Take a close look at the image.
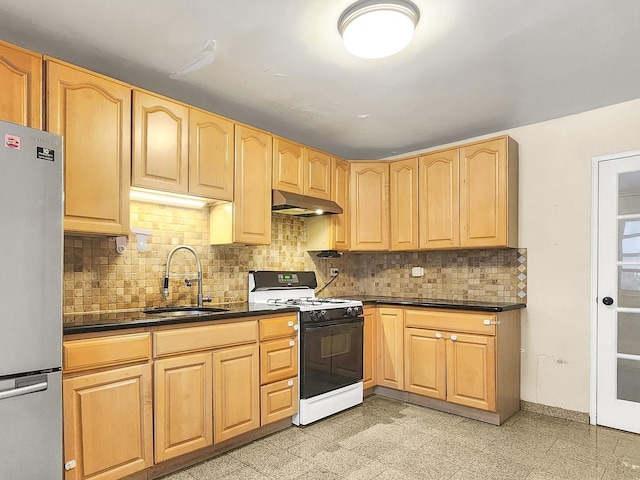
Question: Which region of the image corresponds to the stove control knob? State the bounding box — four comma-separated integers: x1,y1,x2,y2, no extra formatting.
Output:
320,310,326,319
347,307,354,317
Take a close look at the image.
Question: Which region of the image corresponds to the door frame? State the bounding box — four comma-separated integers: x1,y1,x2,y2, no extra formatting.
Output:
590,148,640,426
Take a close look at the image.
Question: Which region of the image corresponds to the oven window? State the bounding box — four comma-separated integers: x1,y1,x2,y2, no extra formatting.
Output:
300,320,363,399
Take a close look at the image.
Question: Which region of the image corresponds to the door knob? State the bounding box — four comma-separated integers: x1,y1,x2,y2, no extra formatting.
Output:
602,297,614,306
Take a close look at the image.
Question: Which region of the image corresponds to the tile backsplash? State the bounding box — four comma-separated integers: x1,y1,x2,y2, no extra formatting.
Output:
64,203,526,314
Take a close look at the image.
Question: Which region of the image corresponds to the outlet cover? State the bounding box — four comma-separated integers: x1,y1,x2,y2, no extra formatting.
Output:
411,266,424,277
330,268,339,276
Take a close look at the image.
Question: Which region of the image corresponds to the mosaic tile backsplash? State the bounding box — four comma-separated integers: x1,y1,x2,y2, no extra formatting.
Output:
63,203,527,313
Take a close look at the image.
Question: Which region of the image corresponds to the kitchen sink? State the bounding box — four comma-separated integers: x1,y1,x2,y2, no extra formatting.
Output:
143,306,229,317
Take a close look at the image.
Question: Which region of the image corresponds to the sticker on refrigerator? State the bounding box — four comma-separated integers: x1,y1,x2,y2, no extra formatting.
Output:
36,147,55,162
4,134,20,149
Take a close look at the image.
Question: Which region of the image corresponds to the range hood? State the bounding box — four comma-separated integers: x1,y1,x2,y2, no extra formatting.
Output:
272,190,343,216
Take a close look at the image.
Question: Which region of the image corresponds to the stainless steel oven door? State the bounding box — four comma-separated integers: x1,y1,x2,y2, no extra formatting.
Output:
300,317,363,399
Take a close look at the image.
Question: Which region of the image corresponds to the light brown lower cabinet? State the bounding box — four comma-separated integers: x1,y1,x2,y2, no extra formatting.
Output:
362,307,377,389
377,307,404,390
261,377,298,425
154,352,213,462
63,364,153,480
213,344,260,443
404,328,446,400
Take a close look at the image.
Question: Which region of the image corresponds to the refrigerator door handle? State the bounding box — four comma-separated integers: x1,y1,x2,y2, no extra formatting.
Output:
0,381,47,401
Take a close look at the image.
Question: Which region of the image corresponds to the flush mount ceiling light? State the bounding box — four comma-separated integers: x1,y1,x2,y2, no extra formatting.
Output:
338,0,420,59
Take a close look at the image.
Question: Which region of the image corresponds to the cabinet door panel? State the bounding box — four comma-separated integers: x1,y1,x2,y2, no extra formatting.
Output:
273,137,304,194
446,334,496,411
63,364,152,480
460,138,507,247
0,41,42,128
260,337,297,384
261,377,298,425
47,60,130,235
213,344,260,443
132,90,189,194
419,149,459,249
390,157,419,251
154,353,213,462
189,109,234,200
234,125,272,244
305,148,331,200
404,329,446,399
362,307,377,389
332,157,351,250
377,308,403,390
351,162,389,251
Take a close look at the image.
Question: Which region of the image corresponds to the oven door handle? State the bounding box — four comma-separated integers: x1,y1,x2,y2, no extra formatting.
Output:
302,318,364,331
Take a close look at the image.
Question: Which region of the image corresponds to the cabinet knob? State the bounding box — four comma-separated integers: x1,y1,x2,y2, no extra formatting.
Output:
288,321,294,327
288,380,294,387
289,340,295,347
450,335,458,341
483,319,491,325
435,333,442,338
293,324,299,331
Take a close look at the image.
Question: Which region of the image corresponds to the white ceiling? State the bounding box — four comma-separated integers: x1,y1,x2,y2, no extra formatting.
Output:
1,0,639,159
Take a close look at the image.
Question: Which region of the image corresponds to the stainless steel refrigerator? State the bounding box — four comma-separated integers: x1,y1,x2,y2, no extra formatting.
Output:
0,120,63,479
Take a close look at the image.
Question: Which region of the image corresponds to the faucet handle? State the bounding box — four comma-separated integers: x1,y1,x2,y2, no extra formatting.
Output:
203,295,212,303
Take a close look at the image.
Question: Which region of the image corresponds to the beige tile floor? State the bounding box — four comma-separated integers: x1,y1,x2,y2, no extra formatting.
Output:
160,395,640,480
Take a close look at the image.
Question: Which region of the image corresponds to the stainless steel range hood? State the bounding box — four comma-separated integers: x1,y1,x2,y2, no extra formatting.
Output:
272,190,343,216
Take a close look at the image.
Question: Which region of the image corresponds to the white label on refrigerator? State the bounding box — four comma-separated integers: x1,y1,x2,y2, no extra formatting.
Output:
4,134,20,149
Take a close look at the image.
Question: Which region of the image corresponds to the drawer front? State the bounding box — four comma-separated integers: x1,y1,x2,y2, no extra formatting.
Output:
405,309,496,335
63,333,151,373
260,377,298,425
259,314,299,341
154,321,257,357
260,338,297,385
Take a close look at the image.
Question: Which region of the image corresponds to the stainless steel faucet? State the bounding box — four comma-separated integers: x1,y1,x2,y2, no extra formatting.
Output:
162,245,212,308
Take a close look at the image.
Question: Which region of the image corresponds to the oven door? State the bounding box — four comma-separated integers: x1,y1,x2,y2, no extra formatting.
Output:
300,317,364,399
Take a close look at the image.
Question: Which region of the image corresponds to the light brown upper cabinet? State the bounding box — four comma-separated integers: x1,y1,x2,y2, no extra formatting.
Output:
210,124,272,245
188,108,234,200
47,58,131,236
0,41,42,128
132,89,189,194
418,148,460,249
351,161,389,251
390,157,419,251
272,139,332,200
332,157,351,250
273,137,304,195
459,136,518,248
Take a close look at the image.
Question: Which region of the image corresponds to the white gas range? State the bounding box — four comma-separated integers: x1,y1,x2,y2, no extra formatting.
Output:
248,271,364,425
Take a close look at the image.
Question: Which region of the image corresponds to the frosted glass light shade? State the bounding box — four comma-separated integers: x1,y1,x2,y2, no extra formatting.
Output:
338,0,419,59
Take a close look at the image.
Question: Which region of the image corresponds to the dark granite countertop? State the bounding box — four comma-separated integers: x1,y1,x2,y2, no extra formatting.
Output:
330,295,526,312
63,303,299,335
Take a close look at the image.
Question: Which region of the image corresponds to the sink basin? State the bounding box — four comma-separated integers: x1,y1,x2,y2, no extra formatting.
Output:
143,306,229,317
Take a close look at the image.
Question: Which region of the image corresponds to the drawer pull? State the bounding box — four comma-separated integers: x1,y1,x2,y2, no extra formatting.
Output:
289,340,295,347
435,333,442,339
450,335,458,341
293,324,299,331
288,380,294,387
483,319,501,326
288,321,294,327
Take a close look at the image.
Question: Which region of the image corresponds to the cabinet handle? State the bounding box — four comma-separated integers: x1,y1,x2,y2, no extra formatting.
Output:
435,333,442,338
288,321,294,327
288,380,294,387
483,319,501,326
293,324,299,331
450,335,458,341
289,340,295,347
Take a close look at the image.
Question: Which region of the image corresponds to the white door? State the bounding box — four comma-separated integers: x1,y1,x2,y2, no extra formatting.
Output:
596,151,640,434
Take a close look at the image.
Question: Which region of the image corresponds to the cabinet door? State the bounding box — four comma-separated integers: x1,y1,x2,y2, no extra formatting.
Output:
47,59,131,236
446,333,496,411
377,308,404,390
305,148,332,200
63,364,152,480
189,108,234,200
273,137,304,194
0,41,42,128
213,344,260,443
419,149,460,249
154,353,213,462
362,307,377,389
390,157,419,251
351,162,389,251
234,125,272,244
404,328,446,399
459,138,508,247
132,89,189,194
260,337,297,384
261,377,298,425
332,157,351,250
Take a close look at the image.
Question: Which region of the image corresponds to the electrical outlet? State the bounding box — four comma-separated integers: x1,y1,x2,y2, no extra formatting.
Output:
330,268,339,276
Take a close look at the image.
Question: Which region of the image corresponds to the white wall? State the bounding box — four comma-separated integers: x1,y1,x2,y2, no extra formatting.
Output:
396,98,640,412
